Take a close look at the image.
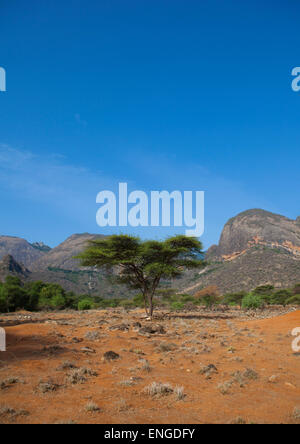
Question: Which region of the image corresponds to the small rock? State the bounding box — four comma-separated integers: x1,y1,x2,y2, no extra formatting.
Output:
285,382,296,389
103,351,120,361
268,375,279,383
81,347,96,354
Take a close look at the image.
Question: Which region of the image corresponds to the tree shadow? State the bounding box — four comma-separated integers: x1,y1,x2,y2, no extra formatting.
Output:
0,330,70,366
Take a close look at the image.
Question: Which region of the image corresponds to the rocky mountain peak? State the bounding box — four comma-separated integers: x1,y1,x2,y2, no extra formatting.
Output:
0,254,30,280
209,209,300,261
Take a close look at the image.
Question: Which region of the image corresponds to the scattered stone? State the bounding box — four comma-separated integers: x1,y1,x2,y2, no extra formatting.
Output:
81,347,96,354
199,364,218,378
103,351,120,361
268,375,279,383
139,324,166,335
37,380,60,393
109,323,129,332
293,407,300,419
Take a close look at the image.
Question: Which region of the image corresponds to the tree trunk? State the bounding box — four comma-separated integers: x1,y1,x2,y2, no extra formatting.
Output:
143,292,149,317
149,297,153,319
148,293,154,320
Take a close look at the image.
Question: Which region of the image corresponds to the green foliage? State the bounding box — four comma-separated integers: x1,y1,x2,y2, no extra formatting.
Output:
171,301,185,310
132,293,145,308
242,293,264,309
270,289,292,305
38,284,66,310
223,291,246,308
0,283,7,312
78,298,94,311
292,284,300,295
253,285,274,295
77,234,205,317
201,293,219,308
179,294,195,303
1,276,27,312
286,295,300,305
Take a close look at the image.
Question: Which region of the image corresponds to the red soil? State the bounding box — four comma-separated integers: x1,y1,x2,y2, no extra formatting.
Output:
0,309,300,424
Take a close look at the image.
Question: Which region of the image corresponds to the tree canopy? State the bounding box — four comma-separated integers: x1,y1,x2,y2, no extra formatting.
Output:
77,234,206,317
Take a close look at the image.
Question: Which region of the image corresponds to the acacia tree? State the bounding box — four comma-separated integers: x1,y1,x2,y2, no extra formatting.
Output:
77,234,205,318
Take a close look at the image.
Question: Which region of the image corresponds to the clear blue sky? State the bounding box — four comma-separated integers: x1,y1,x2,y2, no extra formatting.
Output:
0,0,299,249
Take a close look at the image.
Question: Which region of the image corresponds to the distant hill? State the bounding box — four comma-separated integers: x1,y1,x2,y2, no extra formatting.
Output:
0,254,30,281
1,209,300,296
28,233,129,297
30,233,104,271
0,236,47,268
180,209,300,294
30,242,52,253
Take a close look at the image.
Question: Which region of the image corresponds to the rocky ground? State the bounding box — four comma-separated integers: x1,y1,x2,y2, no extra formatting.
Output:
0,307,300,424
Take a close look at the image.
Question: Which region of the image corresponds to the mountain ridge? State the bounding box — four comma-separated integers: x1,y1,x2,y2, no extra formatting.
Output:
1,208,300,295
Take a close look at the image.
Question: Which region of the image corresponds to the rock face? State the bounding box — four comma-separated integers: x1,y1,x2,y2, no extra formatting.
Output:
0,254,30,281
0,236,47,269
208,209,300,261
27,233,128,298
30,233,105,271
182,209,300,294
1,209,300,296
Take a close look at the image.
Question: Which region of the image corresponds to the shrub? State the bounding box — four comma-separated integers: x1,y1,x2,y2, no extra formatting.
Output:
179,294,195,303
78,299,94,311
194,285,220,308
242,293,264,309
253,285,274,295
270,289,292,305
286,295,300,305
119,299,135,309
223,292,246,308
132,293,144,307
293,284,300,295
201,293,220,308
171,302,184,310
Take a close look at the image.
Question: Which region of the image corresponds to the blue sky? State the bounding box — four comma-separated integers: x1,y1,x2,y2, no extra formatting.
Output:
0,0,299,249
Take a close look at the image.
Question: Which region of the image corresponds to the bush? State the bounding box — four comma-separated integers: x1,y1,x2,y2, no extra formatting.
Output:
293,284,300,295
171,302,185,310
200,293,220,308
223,292,246,308
194,285,220,308
286,295,300,305
270,289,292,305
78,299,94,311
253,285,274,296
179,294,195,303
242,293,264,309
132,293,145,307
119,299,135,309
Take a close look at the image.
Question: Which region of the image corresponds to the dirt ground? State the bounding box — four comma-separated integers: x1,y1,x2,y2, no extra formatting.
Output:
0,307,300,424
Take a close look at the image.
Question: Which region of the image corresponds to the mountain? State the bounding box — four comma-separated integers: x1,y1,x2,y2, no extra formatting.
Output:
0,254,30,281
180,209,300,294
0,233,127,297
1,209,300,296
30,233,104,271
0,236,47,268
28,233,129,298
207,209,300,261
30,242,52,253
